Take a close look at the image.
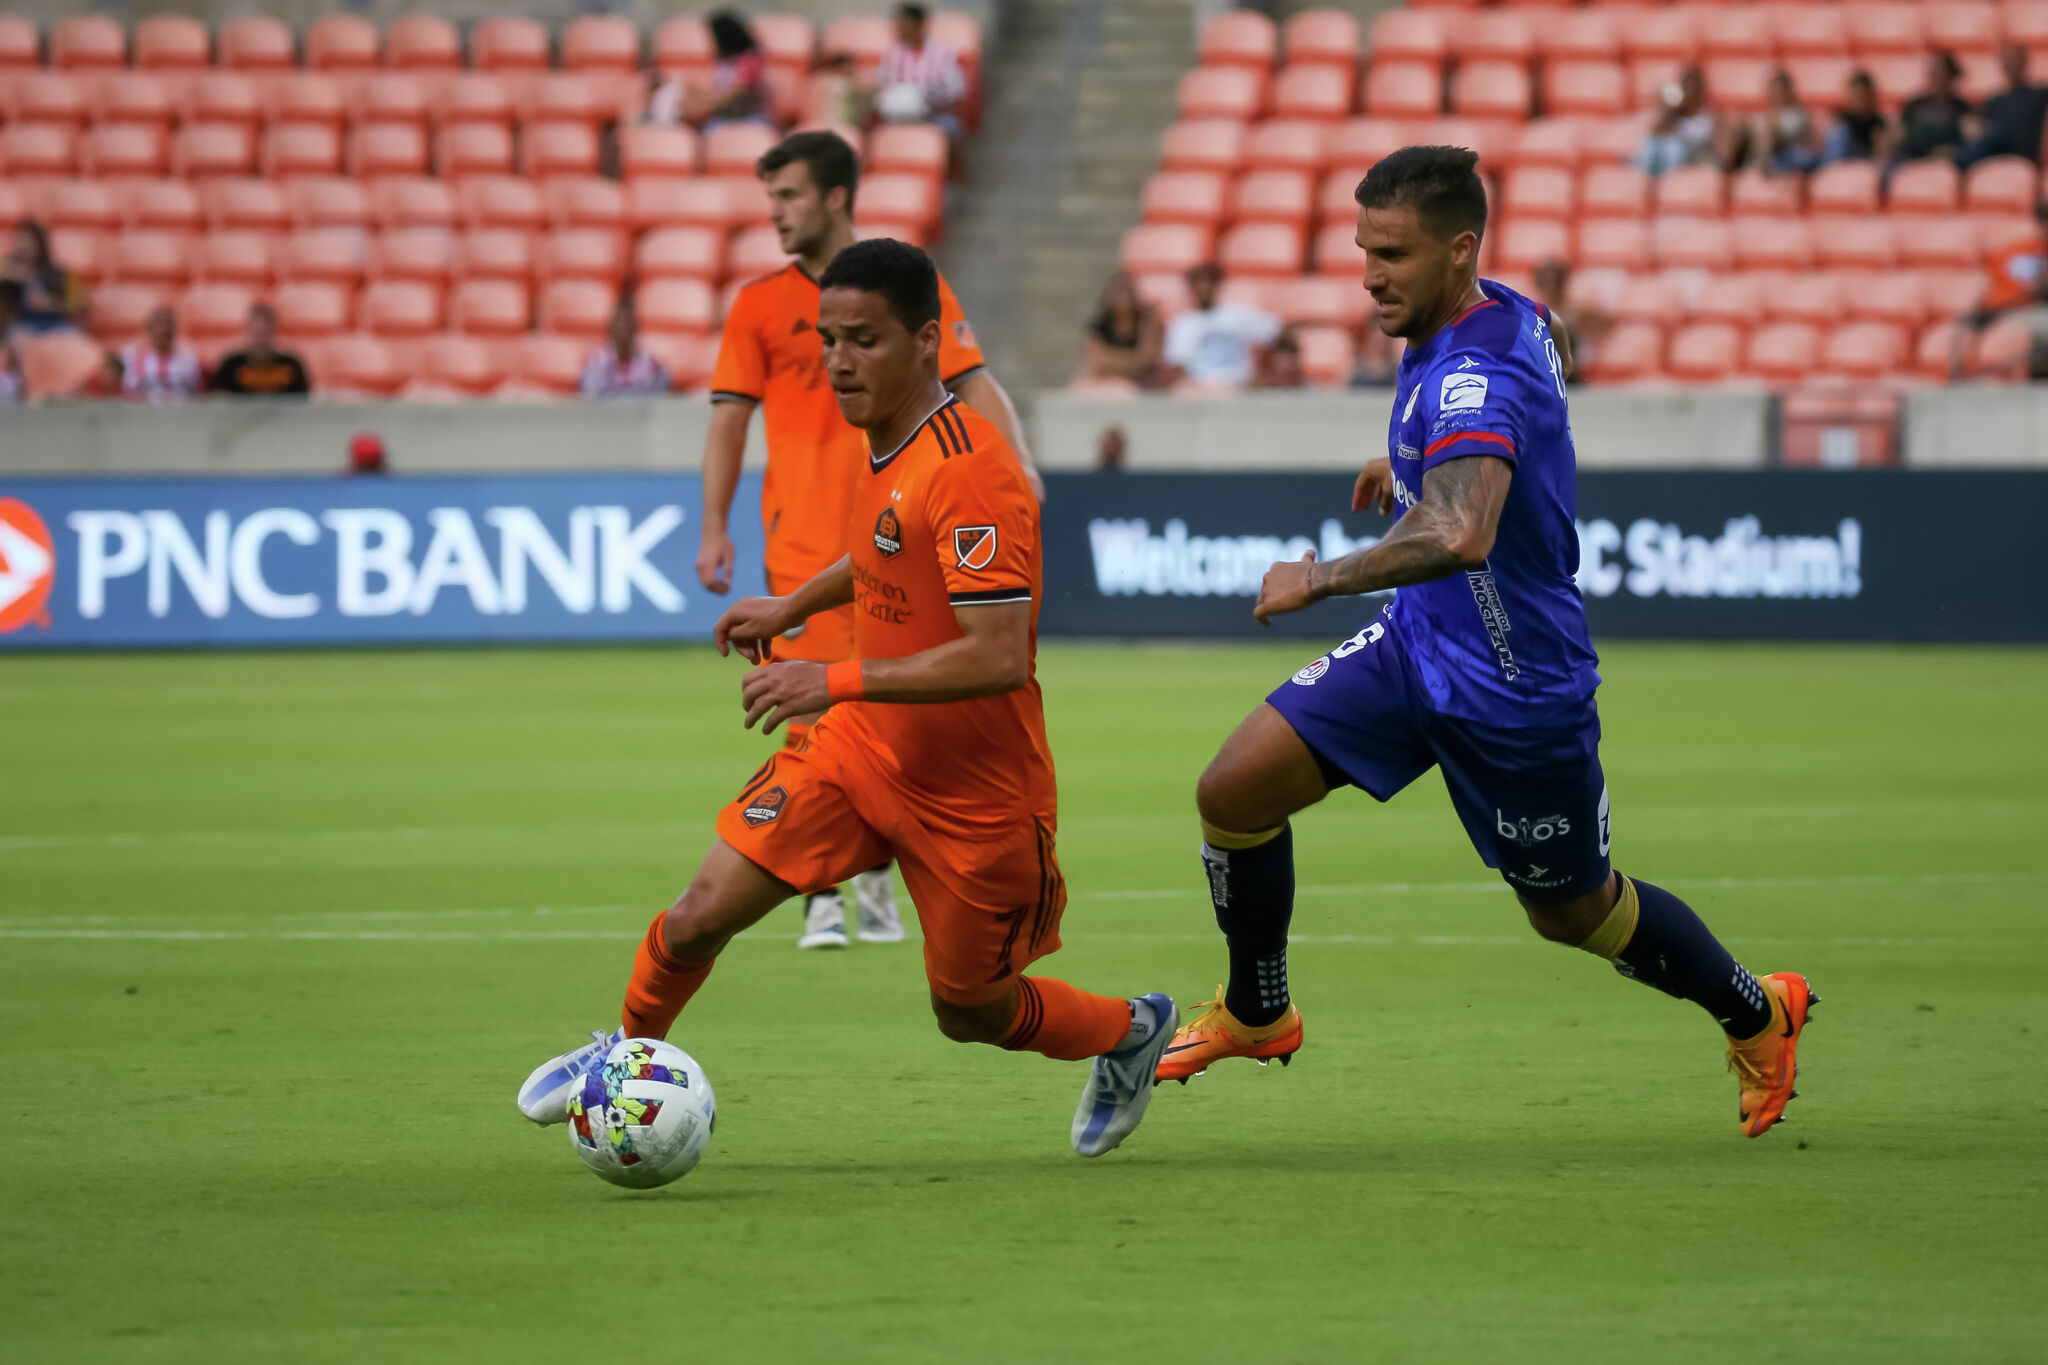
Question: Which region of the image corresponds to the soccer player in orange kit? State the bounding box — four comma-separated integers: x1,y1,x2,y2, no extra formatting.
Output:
696,129,1045,952
520,240,1175,1157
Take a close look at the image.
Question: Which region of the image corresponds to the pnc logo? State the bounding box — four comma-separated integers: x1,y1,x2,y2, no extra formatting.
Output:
0,498,56,633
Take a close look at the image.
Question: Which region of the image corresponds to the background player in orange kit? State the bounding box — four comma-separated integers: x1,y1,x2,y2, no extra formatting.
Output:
695,129,1045,952
519,240,1176,1158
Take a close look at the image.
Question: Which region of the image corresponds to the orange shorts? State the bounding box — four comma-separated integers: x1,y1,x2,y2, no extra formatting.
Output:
715,727,1067,1006
765,561,853,664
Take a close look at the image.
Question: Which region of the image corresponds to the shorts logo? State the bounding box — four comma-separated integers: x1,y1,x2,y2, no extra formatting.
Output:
1495,810,1572,847
953,320,976,349
873,507,903,558
742,785,788,827
1440,371,1488,412
1290,657,1329,685
952,525,996,570
0,498,56,634
1597,785,1611,856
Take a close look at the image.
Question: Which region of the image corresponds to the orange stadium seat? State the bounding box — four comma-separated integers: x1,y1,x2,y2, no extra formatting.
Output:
1838,269,1926,328
1919,267,1988,318
523,123,601,180
1325,118,1407,169
0,184,23,232
1655,165,1726,217
627,177,729,231
266,124,343,181
523,74,610,130
1178,66,1267,122
272,277,353,334
410,334,505,396
820,16,888,69
1846,4,1925,56
320,334,406,394
1964,156,2039,213
1888,160,1961,214
1580,164,1650,218
1811,215,1896,268
350,123,428,180
51,16,125,70
1543,62,1627,118
1766,273,1841,325
191,229,278,287
752,14,816,73
1654,217,1734,269
1509,117,1585,168
653,16,714,76
1495,217,1573,270
1705,59,1773,115
1364,64,1442,120
1621,8,1697,63
1784,57,1856,112
1312,221,1364,274
174,124,257,180
307,15,379,71
1161,120,1247,175
1823,320,1908,379
124,180,202,232
1317,170,1364,225
638,277,717,335
1913,320,1968,381
1121,223,1212,275
0,15,38,70
1971,314,2036,380
455,229,536,284
1698,7,1772,60
91,72,176,130
717,173,771,230
430,74,515,129
1219,222,1305,276
6,72,88,127
278,230,365,288
49,226,104,284
859,173,941,235
1666,323,1744,383
20,331,108,399
2,123,78,178
1273,65,1352,121
1580,321,1662,382
352,73,431,129
637,226,724,282
135,15,208,72
440,123,517,182
105,230,190,287
867,124,949,177
220,16,293,72
1199,10,1277,69
183,72,263,130
1731,215,1815,269
385,15,462,71
450,277,531,334
546,177,627,232
180,281,257,340
1292,325,1353,386
1866,54,1925,111
88,283,168,340
2008,3,2048,57
1501,166,1576,220
1453,62,1532,120
564,15,641,72
44,180,120,233
1728,168,1803,216
361,278,443,337
726,225,788,278
1369,10,1447,65
266,74,347,131
539,227,628,284
473,16,550,73
702,121,780,176
1142,171,1228,226
369,228,455,285
1628,57,1686,111
1926,2,2001,54
1538,9,1620,63
1231,169,1314,227
1774,7,1849,57
80,125,167,179
1686,271,1773,328
1577,218,1651,270
374,177,458,231
285,177,370,231
1746,321,1823,384
1244,119,1327,173
1580,114,1651,165
1462,9,1534,63
1265,275,1369,327
539,278,617,337
1895,215,1982,268
1284,9,1360,70
1808,161,1882,215
619,125,699,180
502,333,585,394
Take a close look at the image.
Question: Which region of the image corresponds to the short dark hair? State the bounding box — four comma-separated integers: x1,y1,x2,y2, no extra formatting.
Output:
757,130,860,211
1848,69,1875,89
896,3,929,24
1354,145,1488,241
819,238,940,334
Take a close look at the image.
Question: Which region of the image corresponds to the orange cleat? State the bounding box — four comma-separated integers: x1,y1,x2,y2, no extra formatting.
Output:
1726,971,1818,1138
1154,987,1303,1085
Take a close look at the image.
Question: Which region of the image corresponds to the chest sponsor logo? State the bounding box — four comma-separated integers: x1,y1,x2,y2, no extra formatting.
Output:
952,525,997,570
0,499,57,634
1290,657,1329,685
741,785,788,827
873,507,903,558
1440,371,1488,412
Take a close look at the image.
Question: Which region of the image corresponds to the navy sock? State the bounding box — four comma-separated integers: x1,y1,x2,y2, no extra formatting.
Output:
1615,875,1772,1037
1203,826,1294,1028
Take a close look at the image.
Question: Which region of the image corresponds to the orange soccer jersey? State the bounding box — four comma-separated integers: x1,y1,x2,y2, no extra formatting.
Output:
709,261,987,662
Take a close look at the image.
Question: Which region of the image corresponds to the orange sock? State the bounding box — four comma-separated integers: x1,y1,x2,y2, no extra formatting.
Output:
997,977,1133,1061
620,911,713,1038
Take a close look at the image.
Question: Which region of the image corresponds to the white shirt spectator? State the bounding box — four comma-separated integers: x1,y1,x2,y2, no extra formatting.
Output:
119,342,202,402
580,345,670,398
877,40,965,117
1162,304,1283,387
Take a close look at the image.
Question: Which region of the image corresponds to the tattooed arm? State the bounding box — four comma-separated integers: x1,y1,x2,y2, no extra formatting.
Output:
1252,456,1514,625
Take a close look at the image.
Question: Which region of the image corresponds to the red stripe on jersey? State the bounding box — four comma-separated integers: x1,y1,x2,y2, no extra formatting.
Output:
1423,430,1516,458
1450,298,1499,326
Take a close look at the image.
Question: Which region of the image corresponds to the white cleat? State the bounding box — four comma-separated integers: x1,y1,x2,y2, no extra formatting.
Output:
851,866,906,943
1072,993,1178,1158
516,1027,621,1125
798,890,849,950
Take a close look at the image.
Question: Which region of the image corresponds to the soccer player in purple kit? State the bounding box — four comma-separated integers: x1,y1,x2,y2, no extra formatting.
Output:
1157,147,1817,1137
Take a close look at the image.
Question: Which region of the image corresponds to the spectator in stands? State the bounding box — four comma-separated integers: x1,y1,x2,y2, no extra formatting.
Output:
120,306,203,403
1895,51,1974,164
1822,71,1895,164
1348,321,1401,388
1960,199,2048,378
1636,66,1731,176
1096,425,1128,471
811,51,872,127
581,300,672,398
875,2,967,144
1160,262,1282,390
647,11,771,129
1078,271,1164,388
1532,259,1615,383
1734,70,1820,176
208,303,311,397
1254,328,1307,389
1958,45,2048,168
0,283,23,404
2,221,86,336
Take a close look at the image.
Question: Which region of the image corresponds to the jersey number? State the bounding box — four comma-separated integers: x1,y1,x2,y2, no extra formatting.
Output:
1331,622,1385,658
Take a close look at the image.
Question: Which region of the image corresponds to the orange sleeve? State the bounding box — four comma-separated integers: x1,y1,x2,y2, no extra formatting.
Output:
923,434,1036,607
710,284,769,401
934,272,988,385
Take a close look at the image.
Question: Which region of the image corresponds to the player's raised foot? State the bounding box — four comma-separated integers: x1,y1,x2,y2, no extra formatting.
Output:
797,890,849,950
516,1027,622,1125
1072,993,1178,1158
1155,987,1304,1085
1726,972,1818,1138
851,867,905,943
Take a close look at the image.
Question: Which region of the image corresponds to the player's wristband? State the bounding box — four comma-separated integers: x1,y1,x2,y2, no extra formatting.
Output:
825,660,865,704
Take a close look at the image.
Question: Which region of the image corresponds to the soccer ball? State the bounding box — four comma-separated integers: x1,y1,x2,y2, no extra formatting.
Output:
566,1037,716,1189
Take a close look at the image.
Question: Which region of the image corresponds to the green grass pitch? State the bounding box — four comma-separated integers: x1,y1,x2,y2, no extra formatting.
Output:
2,641,2044,1363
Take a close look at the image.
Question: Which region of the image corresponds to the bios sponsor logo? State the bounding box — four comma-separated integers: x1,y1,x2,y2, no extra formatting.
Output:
742,786,788,826
0,498,57,634
1496,810,1572,848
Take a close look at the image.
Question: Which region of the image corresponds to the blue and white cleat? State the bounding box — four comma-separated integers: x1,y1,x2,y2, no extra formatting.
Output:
516,1027,622,1125
1071,993,1178,1158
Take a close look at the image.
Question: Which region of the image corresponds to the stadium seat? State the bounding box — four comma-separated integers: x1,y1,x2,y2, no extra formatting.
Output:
1312,221,1365,274
352,73,432,129
538,228,628,285
1273,65,1353,121
1537,9,1620,63
454,176,546,234
1764,272,1842,326
20,330,107,400
636,226,724,282
506,333,588,394
1845,3,1925,56
278,230,365,289
522,74,609,130
1894,215,1983,268
1808,161,1882,215
51,16,125,70
1580,114,1651,166
1866,54,1926,110
1823,320,1908,378
1784,57,1856,112
821,15,889,70
1727,168,1803,216
1509,117,1585,169
440,123,517,182
1218,222,1305,276
1316,169,1364,225
370,228,455,285
455,229,536,285
1837,269,1926,328
1686,270,1776,328
135,16,209,73
350,124,428,181
189,229,278,288
450,277,531,334
0,15,37,70
1884,161,1961,215
1919,266,1988,318
2008,2,2048,59
1120,223,1212,275
1370,9,1447,65
1199,9,1277,69
1964,156,2039,213
85,72,173,132
1,123,77,178
627,177,729,231
1495,217,1573,271
174,124,258,181
1264,274,1370,328
859,173,941,235
410,333,506,397
1746,321,1824,383
1161,120,1247,175
286,178,371,231
266,74,347,131
320,334,406,395
124,180,202,233
181,72,263,131
1705,58,1773,115
1972,314,2036,380
1501,165,1576,220
702,121,781,177
1577,218,1651,270
1541,61,1627,118
1926,2,2000,54
1913,319,1969,382
1579,321,1662,382
104,230,190,288
1665,322,1744,383
49,226,105,285
266,124,343,181
619,125,699,181
43,179,121,234
653,16,714,76
1976,214,2041,257
523,123,601,180
1619,8,1697,63
1731,215,1815,269
1293,325,1354,387
361,278,443,337
180,281,257,341
1810,215,1896,268
1142,171,1228,227
473,16,550,73
1697,7,1772,61
220,16,293,73
1773,6,1849,57
1178,67,1267,122
385,15,462,71
564,15,641,73
1580,164,1650,219
539,278,617,338
1326,118,1410,169
1453,62,1532,121
1244,119,1328,173
1230,169,1314,227
1654,165,1726,217
374,177,459,231
1283,9,1360,69
272,277,353,335
308,15,379,71
545,177,627,233
867,124,948,178
1363,64,1442,120
746,12,814,73
637,277,717,336
726,225,789,279
87,283,167,341
5,71,89,128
